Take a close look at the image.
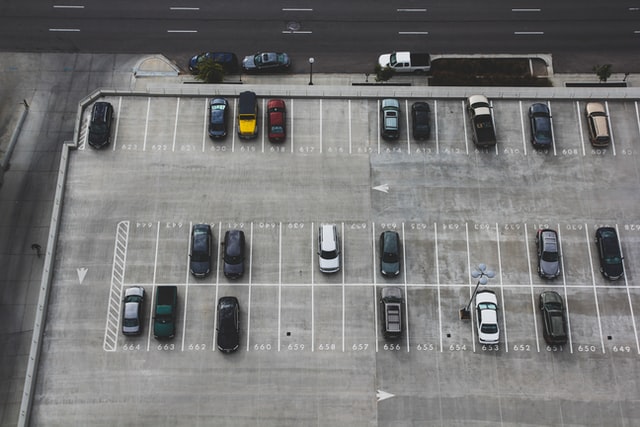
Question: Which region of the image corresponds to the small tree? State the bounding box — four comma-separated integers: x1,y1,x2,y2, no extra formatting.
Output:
374,64,395,82
593,64,613,83
195,59,225,83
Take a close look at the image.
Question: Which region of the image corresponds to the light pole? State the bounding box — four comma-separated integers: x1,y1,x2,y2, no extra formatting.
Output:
308,57,314,85
460,263,495,319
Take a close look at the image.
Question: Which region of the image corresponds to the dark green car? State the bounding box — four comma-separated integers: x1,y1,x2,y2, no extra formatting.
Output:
380,231,400,277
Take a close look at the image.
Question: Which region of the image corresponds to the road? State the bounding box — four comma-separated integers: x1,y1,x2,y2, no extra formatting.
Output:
1,0,639,72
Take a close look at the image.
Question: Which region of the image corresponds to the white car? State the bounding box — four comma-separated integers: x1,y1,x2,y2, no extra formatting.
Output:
475,290,499,345
318,224,340,273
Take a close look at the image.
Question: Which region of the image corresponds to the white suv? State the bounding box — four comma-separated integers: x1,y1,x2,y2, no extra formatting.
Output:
318,224,340,273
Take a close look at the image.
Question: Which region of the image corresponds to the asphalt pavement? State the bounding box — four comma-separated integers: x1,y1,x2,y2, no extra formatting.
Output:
0,52,638,426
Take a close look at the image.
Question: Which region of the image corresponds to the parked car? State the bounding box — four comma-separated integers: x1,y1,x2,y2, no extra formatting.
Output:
237,91,258,139
88,101,114,149
595,227,624,280
208,98,229,139
585,102,610,147
379,231,401,277
122,286,144,336
411,102,431,140
223,230,246,279
536,229,560,279
242,52,290,72
267,99,286,142
528,103,553,148
216,296,240,352
475,290,499,345
539,291,568,345
380,287,403,339
318,224,340,273
381,98,400,140
190,224,213,278
189,52,239,74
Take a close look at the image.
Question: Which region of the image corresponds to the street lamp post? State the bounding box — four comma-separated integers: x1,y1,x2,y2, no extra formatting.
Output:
460,263,495,319
308,57,314,85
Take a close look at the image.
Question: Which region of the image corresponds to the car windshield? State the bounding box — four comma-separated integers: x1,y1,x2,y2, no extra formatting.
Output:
605,255,622,264
542,251,558,262
123,318,138,327
478,303,497,310
321,249,337,259
481,324,498,333
270,125,284,133
546,302,563,311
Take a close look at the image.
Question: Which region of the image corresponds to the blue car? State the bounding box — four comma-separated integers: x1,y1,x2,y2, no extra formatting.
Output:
189,52,239,74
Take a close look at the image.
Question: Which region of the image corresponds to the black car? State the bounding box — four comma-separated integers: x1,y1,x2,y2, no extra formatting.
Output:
528,103,553,148
190,224,213,277
242,52,290,72
539,291,568,345
411,102,431,140
223,230,246,279
189,52,239,74
122,286,144,336
216,296,240,352
88,101,114,149
380,231,401,277
536,229,560,279
595,227,624,280
208,98,229,139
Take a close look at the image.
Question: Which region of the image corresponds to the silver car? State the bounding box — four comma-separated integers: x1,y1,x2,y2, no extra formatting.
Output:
536,229,560,279
122,286,145,336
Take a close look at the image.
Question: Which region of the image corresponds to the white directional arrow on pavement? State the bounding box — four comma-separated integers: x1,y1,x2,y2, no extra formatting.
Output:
373,184,389,193
376,389,395,402
77,267,88,284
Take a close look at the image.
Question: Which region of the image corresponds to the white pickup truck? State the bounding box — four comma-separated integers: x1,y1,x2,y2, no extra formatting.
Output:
378,51,431,74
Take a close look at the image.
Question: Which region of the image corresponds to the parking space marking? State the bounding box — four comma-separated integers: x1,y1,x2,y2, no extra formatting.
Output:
605,101,616,156
461,100,470,155
433,223,443,351
342,222,346,352
290,99,295,153
245,222,252,351
496,224,509,352
575,101,587,156
201,98,207,153
278,222,282,351
261,98,266,153
172,98,180,152
635,101,640,137
547,100,557,156
181,222,192,352
519,101,528,156
584,224,606,353
111,97,123,152
143,97,151,151
348,100,352,154
311,223,315,351
618,224,640,353
372,223,379,352
377,100,381,154
524,224,540,352
402,223,410,352
557,226,574,353
464,223,476,351
103,220,130,351
405,100,411,153
434,100,440,154
145,222,162,351
232,97,238,153
319,99,323,153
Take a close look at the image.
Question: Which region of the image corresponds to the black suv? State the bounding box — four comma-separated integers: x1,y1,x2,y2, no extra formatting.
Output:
190,224,212,278
216,296,240,352
411,102,431,140
223,230,246,279
595,227,624,280
88,101,114,148
539,291,568,345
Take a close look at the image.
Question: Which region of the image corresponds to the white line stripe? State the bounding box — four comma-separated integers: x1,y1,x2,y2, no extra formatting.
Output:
496,224,508,352
167,30,198,33
548,100,557,156
512,8,541,12
111,97,122,152
319,99,323,153
278,222,282,351
170,7,200,10
605,101,616,156
53,5,85,8
311,223,315,352
262,98,266,153
282,31,313,34
524,224,540,352
172,98,180,152
462,100,469,155
434,223,443,352
434,100,439,154
514,31,544,35
405,99,411,153
575,101,586,156
558,225,573,353
618,224,639,353
399,31,429,35
403,223,410,352
282,8,313,11
182,223,192,351
202,98,208,152
143,97,151,151
585,224,606,353
465,222,475,352
290,98,294,153
49,28,80,32
519,101,527,156
397,8,427,12
348,100,352,154
372,223,378,352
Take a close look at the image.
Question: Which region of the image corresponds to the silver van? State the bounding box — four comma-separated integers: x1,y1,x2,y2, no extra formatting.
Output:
318,224,340,273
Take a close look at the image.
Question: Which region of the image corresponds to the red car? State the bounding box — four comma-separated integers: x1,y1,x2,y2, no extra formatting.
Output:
267,99,286,142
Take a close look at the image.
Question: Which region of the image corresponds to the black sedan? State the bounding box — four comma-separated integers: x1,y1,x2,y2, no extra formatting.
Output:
528,103,553,148
189,52,238,74
411,102,431,140
242,52,290,72
208,98,229,139
379,231,401,277
595,227,624,280
539,291,568,345
217,296,240,352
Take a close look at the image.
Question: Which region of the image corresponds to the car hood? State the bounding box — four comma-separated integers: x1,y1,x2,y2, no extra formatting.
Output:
242,55,256,70
217,329,239,352
540,260,560,278
319,256,340,273
190,261,210,276
604,262,624,279
381,260,400,276
224,261,244,278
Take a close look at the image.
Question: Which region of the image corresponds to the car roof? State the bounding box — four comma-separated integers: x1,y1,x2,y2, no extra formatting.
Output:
225,230,244,255
320,224,337,250
382,231,399,250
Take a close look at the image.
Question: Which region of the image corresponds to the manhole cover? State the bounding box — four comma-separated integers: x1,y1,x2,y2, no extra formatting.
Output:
286,21,301,31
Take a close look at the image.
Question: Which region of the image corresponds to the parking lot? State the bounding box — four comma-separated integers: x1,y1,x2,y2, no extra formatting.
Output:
32,92,640,426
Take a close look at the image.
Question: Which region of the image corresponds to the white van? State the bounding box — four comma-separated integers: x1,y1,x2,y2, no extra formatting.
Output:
318,224,340,273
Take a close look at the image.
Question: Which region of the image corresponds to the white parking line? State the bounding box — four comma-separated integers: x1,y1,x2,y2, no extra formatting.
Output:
402,223,410,352
618,224,640,353
103,220,130,352
464,223,476,351
496,224,508,352
461,100,469,155
342,222,346,352
405,100,411,153
584,224,606,353
143,97,151,151
575,101,587,156
348,100,352,154
172,98,180,152
519,101,528,156
635,101,640,137
181,222,192,351
232,97,238,153
557,225,573,353
111,97,122,152
201,98,208,152
377,100,381,154
524,224,540,352
434,100,440,154
372,223,379,352
604,101,616,156
278,222,282,351
319,99,323,153
290,98,295,153
261,98,266,153
146,222,161,351
311,223,315,352
434,223,443,351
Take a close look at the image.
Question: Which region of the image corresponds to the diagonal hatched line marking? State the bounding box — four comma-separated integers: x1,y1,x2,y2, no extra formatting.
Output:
103,221,130,351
